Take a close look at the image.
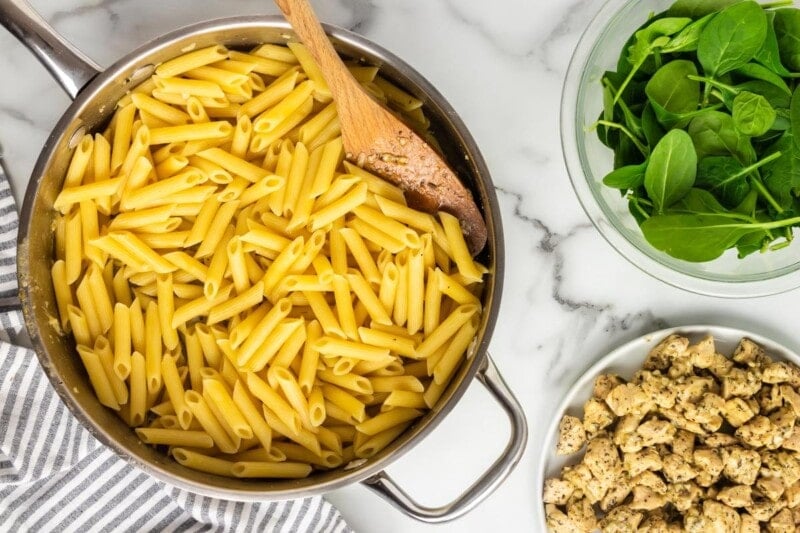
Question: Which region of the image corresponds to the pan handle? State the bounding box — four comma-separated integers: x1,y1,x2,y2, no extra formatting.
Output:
0,0,101,99
361,354,528,523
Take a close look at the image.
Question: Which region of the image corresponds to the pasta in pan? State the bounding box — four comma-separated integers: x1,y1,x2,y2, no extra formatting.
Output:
51,42,487,479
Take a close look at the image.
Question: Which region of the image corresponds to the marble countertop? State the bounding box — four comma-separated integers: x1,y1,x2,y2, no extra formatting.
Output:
4,0,800,531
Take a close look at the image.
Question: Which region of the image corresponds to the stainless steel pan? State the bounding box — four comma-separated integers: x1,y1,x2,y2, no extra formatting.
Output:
0,0,527,522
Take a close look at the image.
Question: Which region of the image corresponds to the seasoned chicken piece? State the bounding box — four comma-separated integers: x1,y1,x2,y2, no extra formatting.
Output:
613,414,645,454
702,500,740,532
716,484,752,508
662,453,697,484
598,505,644,533
561,463,592,491
767,508,794,533
582,398,615,436
659,408,706,436
593,374,625,401
758,385,784,414
677,376,717,405
768,406,796,435
762,362,798,384
783,479,800,508
543,478,575,505
693,448,724,488
722,397,755,428
644,335,689,371
566,497,597,532
682,506,712,532
556,415,586,455
632,470,668,494
584,436,621,485
778,384,800,417
600,475,632,512
732,338,767,366
668,355,695,379
761,451,800,487
739,513,760,533
703,432,738,448
722,368,762,399
636,417,676,447
545,504,581,533
746,498,786,522
735,416,775,448
605,383,653,417
582,475,609,505
624,448,662,477
667,481,702,512
687,336,716,367
756,476,785,502
639,371,677,409
672,430,696,460
781,426,800,452
723,447,761,485
629,485,666,511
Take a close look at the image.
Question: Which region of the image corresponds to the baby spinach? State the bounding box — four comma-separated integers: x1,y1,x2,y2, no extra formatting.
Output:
732,91,776,136
594,0,800,262
697,1,768,77
644,129,697,212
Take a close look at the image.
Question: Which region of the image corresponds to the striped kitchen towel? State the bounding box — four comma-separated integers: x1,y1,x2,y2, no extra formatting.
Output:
0,153,352,532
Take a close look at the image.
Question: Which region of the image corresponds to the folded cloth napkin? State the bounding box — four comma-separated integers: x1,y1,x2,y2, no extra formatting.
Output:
0,153,352,532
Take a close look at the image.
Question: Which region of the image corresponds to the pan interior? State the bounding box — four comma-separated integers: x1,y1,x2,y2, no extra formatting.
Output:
19,17,503,499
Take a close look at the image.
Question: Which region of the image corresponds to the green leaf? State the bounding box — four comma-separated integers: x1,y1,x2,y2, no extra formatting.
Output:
732,91,776,137
641,103,666,149
736,230,770,258
697,1,768,77
673,187,729,213
774,8,800,72
645,129,698,212
662,14,714,53
688,110,756,164
641,213,762,261
695,156,751,207
668,0,739,19
762,132,800,208
735,79,791,110
645,60,700,115
791,84,800,149
603,161,648,189
755,11,792,76
734,189,759,216
732,63,791,96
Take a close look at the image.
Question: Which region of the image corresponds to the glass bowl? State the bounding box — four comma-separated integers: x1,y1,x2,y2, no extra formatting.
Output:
562,0,800,297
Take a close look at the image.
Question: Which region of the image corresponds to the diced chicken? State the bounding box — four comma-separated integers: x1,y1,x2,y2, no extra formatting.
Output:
543,478,575,505
762,362,797,384
598,505,643,533
667,481,702,512
722,397,755,428
758,385,784,415
566,497,597,532
600,476,632,512
584,436,620,485
671,430,695,459
639,371,677,409
556,415,586,455
756,476,785,502
637,418,676,447
784,480,800,508
767,508,794,533
644,335,689,371
778,384,800,417
781,426,800,452
593,374,624,401
723,447,761,485
629,485,666,511
735,416,776,448
582,398,615,436
732,338,766,365
605,383,652,417
545,504,581,533
662,453,697,483
703,432,738,448
721,368,762,399
739,513,760,533
624,447,662,477
761,451,800,488
702,500,740,532
716,485,752,508
693,448,723,484
746,498,786,522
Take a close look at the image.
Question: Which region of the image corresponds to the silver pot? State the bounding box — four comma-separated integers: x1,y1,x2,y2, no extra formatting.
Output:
0,0,527,523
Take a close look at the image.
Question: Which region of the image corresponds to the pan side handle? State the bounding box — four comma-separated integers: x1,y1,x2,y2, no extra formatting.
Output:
0,0,102,99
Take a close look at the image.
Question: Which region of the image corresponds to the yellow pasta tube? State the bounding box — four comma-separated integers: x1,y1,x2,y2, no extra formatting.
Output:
51,260,72,332
135,428,214,448
161,354,192,430
373,195,434,233
184,329,203,392
77,345,120,410
113,302,132,380
94,336,128,406
269,366,312,430
204,225,234,299
345,270,392,326
347,218,404,254
85,264,113,334
184,390,238,453
131,92,190,125
64,209,83,284
313,337,391,362
63,134,94,188
342,161,405,204
308,386,326,427
439,212,484,282
121,169,207,210
287,43,331,102
281,141,309,217
149,121,232,145
196,147,269,182
129,351,147,426
253,80,315,133
170,284,233,328
262,235,304,299
245,373,302,435
244,319,303,372
207,280,264,325
370,376,424,393
321,384,366,423
203,379,253,440
239,68,299,118
355,407,421,436
108,232,177,274
353,205,421,250
154,76,225,98
144,300,163,395
111,103,136,172
357,327,417,358
231,461,312,479
433,316,479,385
194,200,239,258
378,263,399,319
153,273,179,350
406,249,425,335
338,226,381,285
66,305,90,346
231,382,272,452
236,298,291,365
354,422,412,459
155,45,229,77
172,447,234,476
54,178,123,214
415,303,479,359
318,369,373,395
129,298,145,355
308,136,342,197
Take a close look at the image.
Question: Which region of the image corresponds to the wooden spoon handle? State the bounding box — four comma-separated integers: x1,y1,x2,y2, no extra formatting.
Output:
273,0,355,93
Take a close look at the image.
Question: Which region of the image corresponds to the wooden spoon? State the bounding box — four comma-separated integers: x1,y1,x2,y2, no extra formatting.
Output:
273,0,488,255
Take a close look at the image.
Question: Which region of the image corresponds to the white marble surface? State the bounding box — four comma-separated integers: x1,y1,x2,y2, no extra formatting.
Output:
5,0,800,531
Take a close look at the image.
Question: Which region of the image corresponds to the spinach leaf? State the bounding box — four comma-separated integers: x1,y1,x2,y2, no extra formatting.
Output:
735,79,791,110
668,0,739,19
755,11,792,76
650,101,718,130
673,187,728,213
641,213,763,262
688,110,756,163
792,84,800,149
695,156,751,207
644,129,697,212
732,63,791,96
697,1,768,77
641,103,666,148
603,161,648,190
736,230,770,258
734,189,759,216
774,8,800,72
732,91,776,137
762,132,800,208
645,60,700,115
662,14,714,53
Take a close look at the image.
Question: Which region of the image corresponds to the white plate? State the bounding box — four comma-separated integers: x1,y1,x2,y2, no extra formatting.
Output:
534,325,800,531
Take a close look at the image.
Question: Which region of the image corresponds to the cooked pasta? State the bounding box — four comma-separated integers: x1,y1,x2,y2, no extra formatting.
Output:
50,40,487,480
